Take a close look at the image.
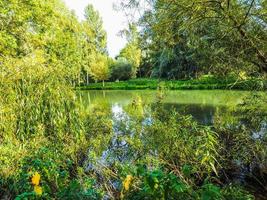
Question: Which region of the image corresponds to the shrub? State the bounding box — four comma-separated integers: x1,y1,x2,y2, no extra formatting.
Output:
110,58,134,81
121,166,253,200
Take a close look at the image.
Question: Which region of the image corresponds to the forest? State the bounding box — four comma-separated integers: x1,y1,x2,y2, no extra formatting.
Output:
0,0,266,199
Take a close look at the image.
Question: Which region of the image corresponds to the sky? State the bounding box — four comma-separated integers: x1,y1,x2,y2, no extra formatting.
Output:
62,0,127,58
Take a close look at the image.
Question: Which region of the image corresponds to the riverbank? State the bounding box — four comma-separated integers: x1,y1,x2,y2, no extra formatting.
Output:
78,77,267,91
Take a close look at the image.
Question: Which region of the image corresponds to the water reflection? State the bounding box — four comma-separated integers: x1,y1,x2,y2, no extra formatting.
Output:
81,90,251,169
79,90,266,199
79,90,251,125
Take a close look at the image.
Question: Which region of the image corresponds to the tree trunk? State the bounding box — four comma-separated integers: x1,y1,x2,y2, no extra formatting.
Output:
86,73,89,85
102,80,105,87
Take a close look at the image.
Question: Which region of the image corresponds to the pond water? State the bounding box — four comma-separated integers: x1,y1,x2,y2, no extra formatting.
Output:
78,90,266,168
78,90,253,125
78,90,266,199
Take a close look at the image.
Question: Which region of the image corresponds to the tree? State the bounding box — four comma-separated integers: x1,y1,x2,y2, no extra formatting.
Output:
84,4,107,54
110,57,134,81
117,0,267,77
119,43,141,78
89,53,110,86
81,4,109,85
0,0,89,85
118,24,142,78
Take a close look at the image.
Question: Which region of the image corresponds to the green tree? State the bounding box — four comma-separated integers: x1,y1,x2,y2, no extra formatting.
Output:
119,43,142,78
118,0,267,77
84,4,107,54
118,24,142,78
0,0,88,84
110,57,134,81
89,53,110,86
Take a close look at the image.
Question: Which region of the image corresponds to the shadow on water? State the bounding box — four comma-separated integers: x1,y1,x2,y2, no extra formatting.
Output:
162,103,228,125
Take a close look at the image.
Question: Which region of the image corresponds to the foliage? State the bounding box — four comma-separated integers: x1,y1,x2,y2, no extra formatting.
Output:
118,0,267,78
0,1,105,199
89,53,110,85
80,4,109,85
143,109,220,178
110,57,135,81
79,77,267,90
213,93,267,190
119,43,142,78
118,24,142,78
0,55,101,199
1,147,102,199
84,4,107,54
238,93,267,130
122,166,253,200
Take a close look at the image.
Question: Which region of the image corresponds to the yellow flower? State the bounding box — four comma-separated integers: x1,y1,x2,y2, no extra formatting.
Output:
123,175,133,191
239,71,247,80
31,172,41,186
34,185,43,196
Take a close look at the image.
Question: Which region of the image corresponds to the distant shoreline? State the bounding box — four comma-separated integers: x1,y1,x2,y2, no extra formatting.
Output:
77,78,267,91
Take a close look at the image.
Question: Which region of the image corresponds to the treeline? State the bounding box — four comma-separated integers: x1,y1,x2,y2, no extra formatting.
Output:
118,0,267,80
85,23,142,85
4,0,264,84
0,0,142,87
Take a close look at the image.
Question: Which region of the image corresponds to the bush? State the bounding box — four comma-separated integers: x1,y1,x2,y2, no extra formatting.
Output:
110,58,134,81
121,166,253,200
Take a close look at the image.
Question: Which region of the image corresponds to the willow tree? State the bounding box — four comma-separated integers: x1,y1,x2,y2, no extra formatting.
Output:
0,0,92,85
0,1,94,195
118,0,267,77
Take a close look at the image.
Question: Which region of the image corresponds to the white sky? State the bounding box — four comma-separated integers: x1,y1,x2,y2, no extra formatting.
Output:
62,0,127,58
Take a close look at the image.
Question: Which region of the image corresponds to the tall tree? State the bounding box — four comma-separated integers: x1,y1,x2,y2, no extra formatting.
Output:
84,4,107,54
0,0,88,84
118,24,142,78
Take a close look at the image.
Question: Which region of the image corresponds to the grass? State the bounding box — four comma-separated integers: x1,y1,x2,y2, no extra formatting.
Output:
78,77,267,91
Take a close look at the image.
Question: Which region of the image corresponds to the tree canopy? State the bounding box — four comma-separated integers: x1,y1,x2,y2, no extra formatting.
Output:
117,24,142,78
118,0,267,79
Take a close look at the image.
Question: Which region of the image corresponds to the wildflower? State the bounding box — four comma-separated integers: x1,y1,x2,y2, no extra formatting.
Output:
239,71,247,80
34,185,43,195
123,175,133,191
31,172,41,186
